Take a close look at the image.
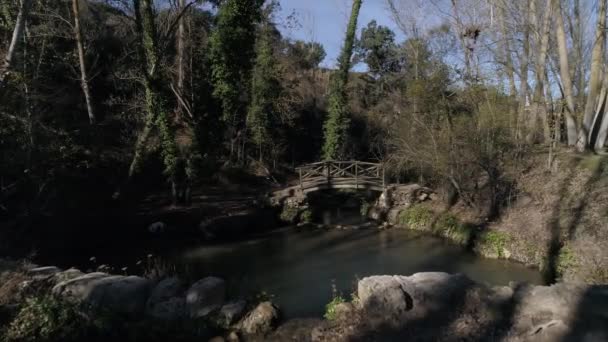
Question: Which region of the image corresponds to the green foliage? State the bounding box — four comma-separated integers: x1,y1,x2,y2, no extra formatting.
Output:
360,201,371,217
280,205,299,224
433,213,474,245
248,16,282,161
556,246,577,279
287,41,326,69
478,230,512,258
399,204,434,229
323,295,345,321
322,0,362,160
210,0,264,128
356,20,399,77
6,296,87,342
300,209,313,223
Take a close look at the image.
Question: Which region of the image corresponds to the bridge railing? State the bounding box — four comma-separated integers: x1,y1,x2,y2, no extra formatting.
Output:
295,160,384,192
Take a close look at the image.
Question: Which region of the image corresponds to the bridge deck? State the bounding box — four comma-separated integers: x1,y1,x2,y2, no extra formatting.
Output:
273,160,385,198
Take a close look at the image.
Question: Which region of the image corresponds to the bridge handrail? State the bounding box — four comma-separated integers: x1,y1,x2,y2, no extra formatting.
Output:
294,160,385,192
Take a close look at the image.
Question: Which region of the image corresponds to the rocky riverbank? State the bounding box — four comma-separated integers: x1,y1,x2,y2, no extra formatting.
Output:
305,272,608,342
2,258,606,342
0,260,279,342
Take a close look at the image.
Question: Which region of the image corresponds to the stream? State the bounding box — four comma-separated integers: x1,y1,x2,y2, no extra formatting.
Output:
171,225,542,319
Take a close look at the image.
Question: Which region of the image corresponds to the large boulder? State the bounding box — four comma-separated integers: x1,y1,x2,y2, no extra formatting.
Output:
52,273,153,316
358,272,474,327
237,301,279,336
145,277,186,320
186,276,226,318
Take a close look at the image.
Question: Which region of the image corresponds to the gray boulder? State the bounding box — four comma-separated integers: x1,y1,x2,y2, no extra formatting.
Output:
53,273,153,316
145,277,186,320
186,276,226,318
358,272,473,327
146,297,186,320
219,300,247,327
238,301,279,336
28,266,62,279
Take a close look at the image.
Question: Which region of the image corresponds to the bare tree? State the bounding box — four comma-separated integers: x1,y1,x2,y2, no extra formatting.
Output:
554,0,578,145
0,0,31,86
577,0,606,151
72,0,96,124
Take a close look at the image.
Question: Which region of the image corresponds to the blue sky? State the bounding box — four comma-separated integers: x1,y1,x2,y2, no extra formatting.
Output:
275,0,405,69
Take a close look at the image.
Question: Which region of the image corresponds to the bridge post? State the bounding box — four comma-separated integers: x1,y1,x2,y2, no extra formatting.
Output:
299,168,303,192
326,161,330,187
382,164,385,189
355,161,359,189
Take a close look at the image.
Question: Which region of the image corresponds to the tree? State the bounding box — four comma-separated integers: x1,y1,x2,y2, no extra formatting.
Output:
356,20,399,78
0,0,31,87
209,0,264,161
71,0,96,124
322,0,362,160
248,9,282,162
287,40,326,70
554,0,578,145
577,0,606,151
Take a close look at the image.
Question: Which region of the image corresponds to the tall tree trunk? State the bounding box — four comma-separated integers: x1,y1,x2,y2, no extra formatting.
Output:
554,0,578,145
593,85,608,150
577,0,606,151
72,0,96,124
572,0,585,110
528,0,552,143
176,0,185,117
124,0,178,191
321,0,362,160
517,0,533,140
497,0,517,97
0,0,31,86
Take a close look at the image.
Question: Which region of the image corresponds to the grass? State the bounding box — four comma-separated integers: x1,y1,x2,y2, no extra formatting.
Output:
477,230,512,258
399,204,434,230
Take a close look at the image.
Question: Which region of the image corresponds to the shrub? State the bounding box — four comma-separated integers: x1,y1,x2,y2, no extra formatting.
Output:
279,206,299,224
323,295,345,321
399,205,434,229
300,209,313,223
360,201,371,217
434,213,474,245
6,296,88,342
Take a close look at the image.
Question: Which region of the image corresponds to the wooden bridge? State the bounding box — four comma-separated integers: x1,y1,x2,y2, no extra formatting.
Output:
273,161,385,198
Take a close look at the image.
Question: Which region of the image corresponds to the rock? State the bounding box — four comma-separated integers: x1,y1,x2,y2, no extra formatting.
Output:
386,206,406,225
148,221,167,234
219,300,247,327
53,273,153,316
186,277,226,318
53,268,85,283
146,296,186,320
148,277,185,304
28,266,62,279
208,336,225,342
333,302,355,322
226,331,240,342
238,301,279,336
358,272,473,327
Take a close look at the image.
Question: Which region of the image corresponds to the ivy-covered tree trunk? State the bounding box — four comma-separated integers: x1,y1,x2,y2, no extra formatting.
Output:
248,19,281,163
125,0,178,201
209,0,263,163
322,0,362,160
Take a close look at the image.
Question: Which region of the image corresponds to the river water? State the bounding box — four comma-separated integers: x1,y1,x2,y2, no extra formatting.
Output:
172,226,543,319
